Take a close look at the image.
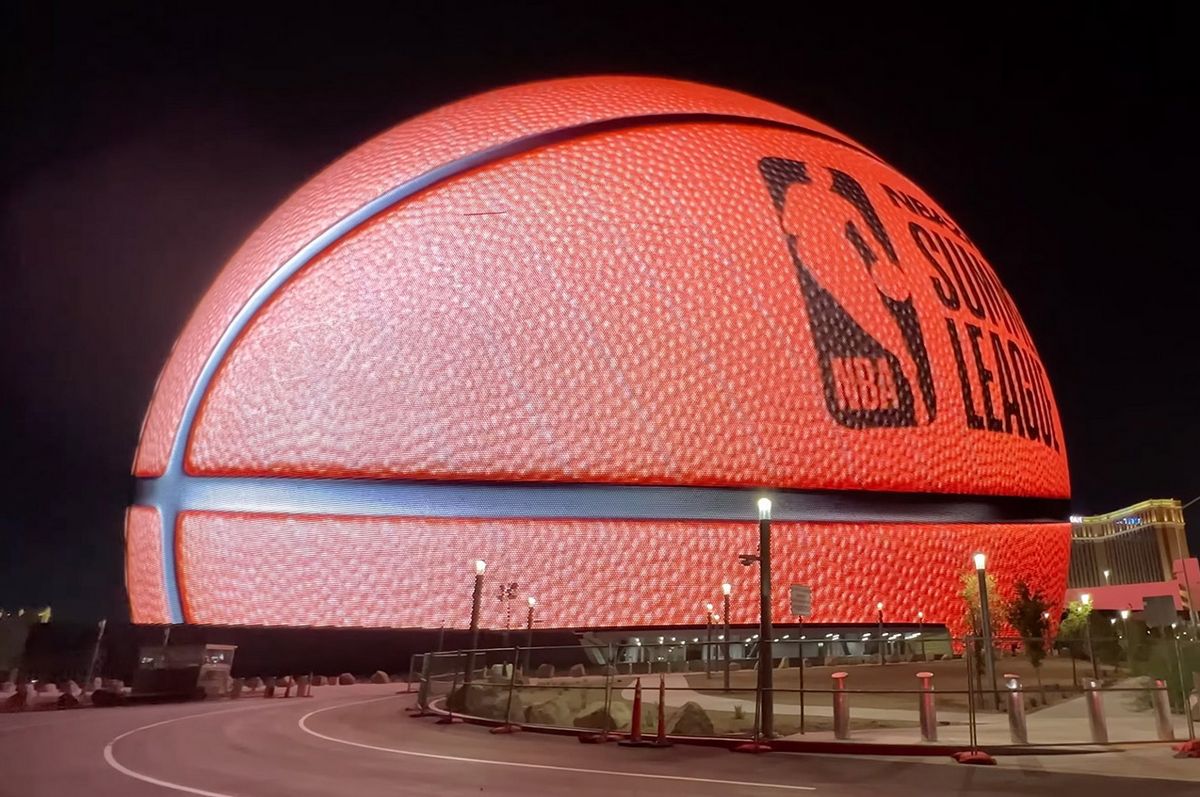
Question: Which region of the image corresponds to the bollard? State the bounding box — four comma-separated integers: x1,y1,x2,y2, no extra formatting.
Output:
916,671,937,742
410,653,433,715
831,672,849,740
1152,679,1175,741
1083,678,1108,743
1003,674,1027,744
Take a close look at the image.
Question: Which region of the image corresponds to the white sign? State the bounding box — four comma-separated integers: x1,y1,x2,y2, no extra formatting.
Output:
790,584,813,617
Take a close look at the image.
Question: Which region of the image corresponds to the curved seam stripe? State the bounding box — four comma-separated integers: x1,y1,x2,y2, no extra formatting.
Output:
148,112,969,622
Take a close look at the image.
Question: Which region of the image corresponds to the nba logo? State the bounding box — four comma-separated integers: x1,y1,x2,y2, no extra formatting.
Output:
759,157,937,429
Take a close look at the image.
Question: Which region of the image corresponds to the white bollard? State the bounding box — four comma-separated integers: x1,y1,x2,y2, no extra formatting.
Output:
1083,678,1108,744
916,671,937,742
1003,674,1027,744
832,672,850,740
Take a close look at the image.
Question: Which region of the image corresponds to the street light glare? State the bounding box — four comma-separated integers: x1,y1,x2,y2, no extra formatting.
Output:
876,601,884,611
527,596,536,607
757,497,772,518
1120,609,1130,619
473,559,487,575
705,602,714,612
917,611,924,620
973,552,987,571
1080,593,1091,606
722,581,732,596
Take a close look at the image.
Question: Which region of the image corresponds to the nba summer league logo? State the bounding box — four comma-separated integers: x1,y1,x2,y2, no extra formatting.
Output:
758,156,1059,451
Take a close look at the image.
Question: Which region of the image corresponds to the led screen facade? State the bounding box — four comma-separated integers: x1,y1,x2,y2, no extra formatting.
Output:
128,77,1070,631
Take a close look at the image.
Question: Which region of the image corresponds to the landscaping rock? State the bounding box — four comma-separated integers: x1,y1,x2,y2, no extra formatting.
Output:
1,685,32,712
535,664,555,678
574,700,632,731
370,670,390,684
567,664,586,678
245,676,263,691
525,695,574,726
91,688,123,708
338,673,356,685
311,675,326,686
230,678,244,699
33,682,52,694
63,680,82,697
0,682,13,694
101,678,124,692
56,693,80,709
667,701,714,736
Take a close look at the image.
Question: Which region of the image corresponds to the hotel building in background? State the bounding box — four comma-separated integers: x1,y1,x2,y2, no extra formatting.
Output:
1066,498,1197,624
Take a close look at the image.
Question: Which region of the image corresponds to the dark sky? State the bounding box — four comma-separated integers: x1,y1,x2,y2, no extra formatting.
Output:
1,5,1194,621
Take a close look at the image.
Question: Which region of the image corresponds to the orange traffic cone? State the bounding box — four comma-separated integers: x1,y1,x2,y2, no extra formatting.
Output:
618,678,648,747
653,675,673,747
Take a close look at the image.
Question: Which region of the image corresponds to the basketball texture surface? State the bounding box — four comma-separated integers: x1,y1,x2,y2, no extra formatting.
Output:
129,76,1070,629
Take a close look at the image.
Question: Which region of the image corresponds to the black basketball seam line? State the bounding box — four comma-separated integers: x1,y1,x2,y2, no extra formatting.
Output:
139,111,1057,623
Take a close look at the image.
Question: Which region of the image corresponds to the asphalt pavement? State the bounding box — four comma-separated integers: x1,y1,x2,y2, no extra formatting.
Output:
0,684,1196,796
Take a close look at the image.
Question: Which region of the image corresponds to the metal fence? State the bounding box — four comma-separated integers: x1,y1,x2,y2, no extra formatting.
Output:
408,635,1200,749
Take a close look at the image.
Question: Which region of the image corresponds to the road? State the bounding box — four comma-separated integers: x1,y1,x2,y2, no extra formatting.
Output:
0,684,1195,796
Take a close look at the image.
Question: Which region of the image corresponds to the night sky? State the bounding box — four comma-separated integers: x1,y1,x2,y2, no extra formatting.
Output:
1,5,1194,621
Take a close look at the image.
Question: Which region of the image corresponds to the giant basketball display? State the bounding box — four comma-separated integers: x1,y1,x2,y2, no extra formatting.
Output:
128,77,1070,630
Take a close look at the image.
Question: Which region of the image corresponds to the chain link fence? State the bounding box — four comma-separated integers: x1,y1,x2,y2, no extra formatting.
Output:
408,634,1200,747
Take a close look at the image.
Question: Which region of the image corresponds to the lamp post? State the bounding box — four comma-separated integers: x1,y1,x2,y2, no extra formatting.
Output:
524,596,536,673
757,497,775,738
722,581,732,692
1119,608,1133,673
1102,569,1111,586
1080,593,1099,680
705,602,715,677
974,552,998,710
465,559,486,683
876,602,885,665
917,611,926,661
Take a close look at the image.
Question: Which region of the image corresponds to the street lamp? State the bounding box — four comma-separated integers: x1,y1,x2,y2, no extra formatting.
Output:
1119,608,1133,672
1080,593,1099,680
973,552,999,710
722,581,733,692
465,559,486,683
705,602,715,677
1103,569,1111,585
524,596,536,673
916,611,926,661
876,602,885,664
757,497,774,738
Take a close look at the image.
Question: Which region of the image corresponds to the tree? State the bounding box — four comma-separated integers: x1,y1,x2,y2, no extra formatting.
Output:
1005,581,1050,699
959,570,1003,637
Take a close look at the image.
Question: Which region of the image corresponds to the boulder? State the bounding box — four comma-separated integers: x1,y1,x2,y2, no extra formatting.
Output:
574,700,632,731
666,701,714,737
1,685,32,712
312,675,326,686
0,682,13,694
245,676,263,691
276,676,294,687
535,664,555,678
33,681,52,694
338,673,356,685
91,678,102,692
101,678,124,692
56,693,81,709
729,662,741,671
567,664,586,678
326,676,340,686
525,694,574,726
370,670,390,684
91,688,123,708
230,678,245,699
62,680,82,697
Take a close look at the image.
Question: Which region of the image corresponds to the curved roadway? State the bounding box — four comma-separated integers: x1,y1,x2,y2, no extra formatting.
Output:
0,685,1193,796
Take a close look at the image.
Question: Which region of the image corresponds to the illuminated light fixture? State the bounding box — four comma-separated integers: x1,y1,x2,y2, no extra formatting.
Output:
917,611,924,620
782,634,789,639
757,497,772,519
973,552,987,571
1119,609,1130,620
474,559,487,576
705,602,714,612
1109,618,1117,625
1069,515,1083,523
1080,593,1092,606
876,601,884,611
722,582,732,596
